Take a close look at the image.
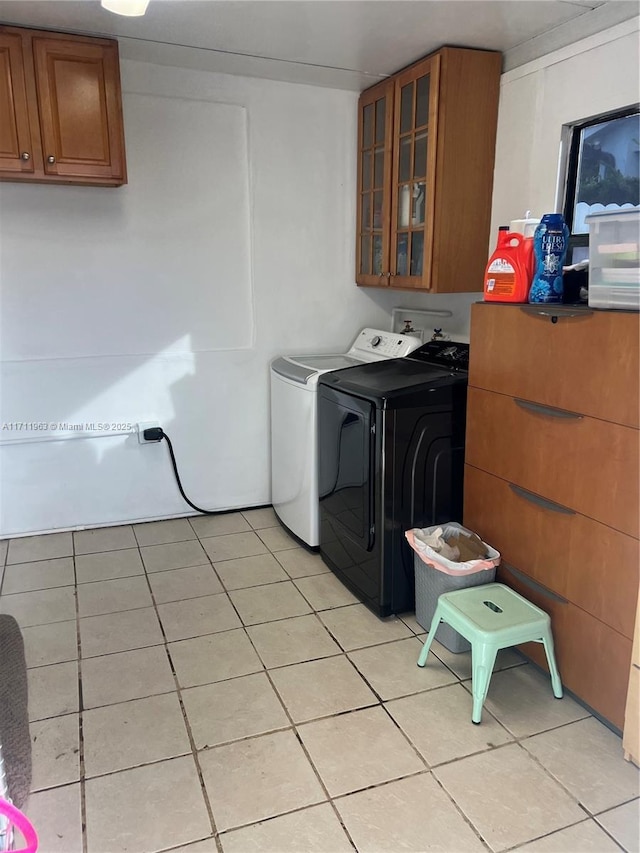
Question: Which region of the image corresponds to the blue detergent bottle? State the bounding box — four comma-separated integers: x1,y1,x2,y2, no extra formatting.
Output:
528,213,570,304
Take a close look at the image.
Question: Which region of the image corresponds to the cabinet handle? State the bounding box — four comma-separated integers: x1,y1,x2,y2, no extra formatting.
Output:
519,305,593,322
502,563,568,604
47,155,56,164
21,152,30,161
508,483,576,515
514,398,583,420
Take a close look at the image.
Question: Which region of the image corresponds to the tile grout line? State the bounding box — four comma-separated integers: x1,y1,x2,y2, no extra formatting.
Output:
329,653,496,853
222,525,483,849
197,514,360,847
70,533,88,853
237,601,360,853
500,815,629,853
510,735,624,821
139,541,223,853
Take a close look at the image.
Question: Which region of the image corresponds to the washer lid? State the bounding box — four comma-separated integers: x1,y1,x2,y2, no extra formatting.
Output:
271,354,363,384
295,354,363,371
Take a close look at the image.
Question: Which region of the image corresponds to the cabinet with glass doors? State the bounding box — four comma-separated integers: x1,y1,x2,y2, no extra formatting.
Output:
356,46,502,292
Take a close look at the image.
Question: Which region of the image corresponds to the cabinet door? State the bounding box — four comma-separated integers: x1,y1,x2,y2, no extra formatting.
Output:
32,36,126,183
0,31,34,174
356,79,393,286
390,54,440,289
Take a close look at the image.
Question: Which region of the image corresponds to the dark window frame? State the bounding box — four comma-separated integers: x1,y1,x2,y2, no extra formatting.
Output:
561,103,640,264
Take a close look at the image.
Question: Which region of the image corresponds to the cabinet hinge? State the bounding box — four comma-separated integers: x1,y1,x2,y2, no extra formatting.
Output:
370,423,376,434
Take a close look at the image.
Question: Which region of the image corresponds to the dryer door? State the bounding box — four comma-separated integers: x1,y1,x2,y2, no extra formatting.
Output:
318,386,375,552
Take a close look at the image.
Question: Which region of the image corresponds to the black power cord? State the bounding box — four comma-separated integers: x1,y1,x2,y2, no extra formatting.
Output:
143,427,221,515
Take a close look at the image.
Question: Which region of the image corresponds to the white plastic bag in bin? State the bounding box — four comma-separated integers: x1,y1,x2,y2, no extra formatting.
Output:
405,522,500,576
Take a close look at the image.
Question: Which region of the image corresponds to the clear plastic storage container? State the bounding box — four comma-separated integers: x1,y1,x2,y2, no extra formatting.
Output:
586,208,640,310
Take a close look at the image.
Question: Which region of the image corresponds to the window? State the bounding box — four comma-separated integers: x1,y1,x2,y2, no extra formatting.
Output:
561,105,640,263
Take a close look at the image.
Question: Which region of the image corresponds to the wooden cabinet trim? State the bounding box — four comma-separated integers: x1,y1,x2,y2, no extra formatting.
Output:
623,666,639,765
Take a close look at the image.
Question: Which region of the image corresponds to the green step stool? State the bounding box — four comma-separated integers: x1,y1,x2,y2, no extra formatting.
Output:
417,582,563,723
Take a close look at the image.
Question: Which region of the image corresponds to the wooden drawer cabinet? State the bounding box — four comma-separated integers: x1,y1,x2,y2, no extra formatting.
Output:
464,302,639,729
498,564,632,731
468,304,639,428
465,465,639,638
356,47,501,292
466,386,639,538
0,26,126,186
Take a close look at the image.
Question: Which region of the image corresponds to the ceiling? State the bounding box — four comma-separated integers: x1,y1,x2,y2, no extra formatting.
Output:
0,0,638,90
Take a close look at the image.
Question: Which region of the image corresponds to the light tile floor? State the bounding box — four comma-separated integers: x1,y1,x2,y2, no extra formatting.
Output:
1,508,638,853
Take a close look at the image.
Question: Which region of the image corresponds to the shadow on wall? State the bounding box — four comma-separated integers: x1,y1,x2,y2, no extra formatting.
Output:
0,342,272,537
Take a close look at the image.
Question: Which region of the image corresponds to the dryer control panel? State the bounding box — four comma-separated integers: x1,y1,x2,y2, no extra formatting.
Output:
351,328,422,360
410,340,470,370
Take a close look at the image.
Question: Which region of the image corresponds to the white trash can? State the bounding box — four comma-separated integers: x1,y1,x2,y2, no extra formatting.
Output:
406,523,500,653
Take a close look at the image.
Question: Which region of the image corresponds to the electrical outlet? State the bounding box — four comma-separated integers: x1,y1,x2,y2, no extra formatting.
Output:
137,421,161,444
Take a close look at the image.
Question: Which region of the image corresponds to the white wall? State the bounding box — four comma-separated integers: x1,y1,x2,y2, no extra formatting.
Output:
490,17,640,234
0,59,472,537
14,15,632,537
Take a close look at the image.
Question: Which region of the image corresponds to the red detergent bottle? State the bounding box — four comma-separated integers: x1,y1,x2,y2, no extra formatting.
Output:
483,226,533,302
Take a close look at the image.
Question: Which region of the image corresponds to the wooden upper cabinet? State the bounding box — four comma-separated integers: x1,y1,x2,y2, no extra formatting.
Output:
356,78,394,286
356,47,501,292
0,26,126,186
0,31,34,174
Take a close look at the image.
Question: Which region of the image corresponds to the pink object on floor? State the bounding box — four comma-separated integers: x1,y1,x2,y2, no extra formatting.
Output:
0,797,38,853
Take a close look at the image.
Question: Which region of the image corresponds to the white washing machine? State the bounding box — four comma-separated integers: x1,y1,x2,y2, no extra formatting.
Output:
270,328,422,547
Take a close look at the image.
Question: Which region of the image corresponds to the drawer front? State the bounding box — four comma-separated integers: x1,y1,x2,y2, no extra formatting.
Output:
464,465,639,638
465,387,639,538
499,564,632,730
469,303,640,428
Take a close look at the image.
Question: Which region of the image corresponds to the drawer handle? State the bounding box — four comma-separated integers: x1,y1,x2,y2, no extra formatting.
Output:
519,306,593,322
503,563,568,604
514,398,583,420
509,484,576,515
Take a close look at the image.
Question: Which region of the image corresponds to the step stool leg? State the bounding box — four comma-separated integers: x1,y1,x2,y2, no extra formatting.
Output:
471,642,498,724
417,603,444,668
541,628,563,699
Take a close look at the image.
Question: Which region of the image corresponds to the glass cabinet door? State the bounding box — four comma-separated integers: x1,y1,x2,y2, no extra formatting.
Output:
356,79,393,286
390,54,440,289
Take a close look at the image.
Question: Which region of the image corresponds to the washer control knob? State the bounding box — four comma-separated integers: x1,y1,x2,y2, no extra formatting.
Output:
371,336,382,347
